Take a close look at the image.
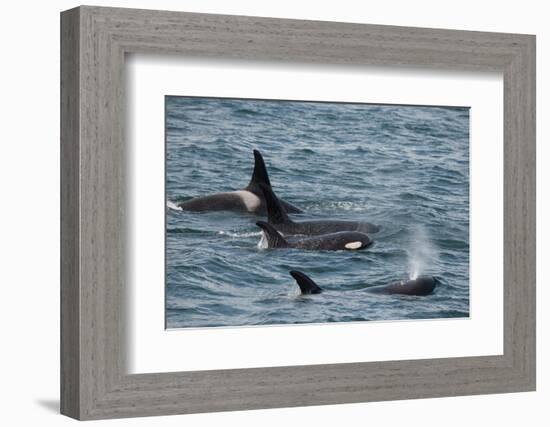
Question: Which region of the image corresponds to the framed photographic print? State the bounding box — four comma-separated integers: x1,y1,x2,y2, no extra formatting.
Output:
61,6,536,420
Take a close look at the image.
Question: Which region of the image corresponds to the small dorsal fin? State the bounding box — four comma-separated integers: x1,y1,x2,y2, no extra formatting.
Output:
256,221,288,248
289,271,323,294
247,149,271,188
258,183,291,225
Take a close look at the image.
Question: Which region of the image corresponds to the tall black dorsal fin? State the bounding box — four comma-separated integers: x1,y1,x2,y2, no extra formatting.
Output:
256,221,288,248
289,271,323,294
247,149,271,188
258,183,291,225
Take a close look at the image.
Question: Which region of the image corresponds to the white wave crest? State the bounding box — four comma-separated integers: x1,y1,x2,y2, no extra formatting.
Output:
312,201,369,213
218,230,263,238
257,232,268,249
167,200,183,211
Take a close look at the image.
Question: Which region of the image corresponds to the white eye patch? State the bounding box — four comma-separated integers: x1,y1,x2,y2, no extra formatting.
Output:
345,241,363,250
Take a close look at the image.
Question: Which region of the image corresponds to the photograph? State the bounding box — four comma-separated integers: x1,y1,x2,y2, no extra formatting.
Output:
165,96,470,329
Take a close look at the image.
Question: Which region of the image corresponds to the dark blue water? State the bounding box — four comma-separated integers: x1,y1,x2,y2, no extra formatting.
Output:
166,96,469,329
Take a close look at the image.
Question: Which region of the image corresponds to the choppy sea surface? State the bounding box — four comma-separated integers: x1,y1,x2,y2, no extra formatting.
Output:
165,96,470,329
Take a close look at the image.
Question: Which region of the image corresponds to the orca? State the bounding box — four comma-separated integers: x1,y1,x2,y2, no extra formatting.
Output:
289,271,439,296
258,183,380,236
176,150,302,214
256,221,372,251
367,276,439,296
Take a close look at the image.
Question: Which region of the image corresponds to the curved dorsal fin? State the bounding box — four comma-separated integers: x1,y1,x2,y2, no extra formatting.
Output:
289,271,323,294
247,149,271,188
255,221,288,248
259,183,291,225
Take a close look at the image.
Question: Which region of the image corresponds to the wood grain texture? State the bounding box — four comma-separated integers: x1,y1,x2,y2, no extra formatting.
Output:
60,6,536,420
60,7,80,419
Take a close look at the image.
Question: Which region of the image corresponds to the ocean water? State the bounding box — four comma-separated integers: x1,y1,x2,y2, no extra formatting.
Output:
165,96,470,329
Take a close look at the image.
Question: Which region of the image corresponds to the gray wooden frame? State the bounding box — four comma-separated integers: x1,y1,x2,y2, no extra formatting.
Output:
60,5,536,420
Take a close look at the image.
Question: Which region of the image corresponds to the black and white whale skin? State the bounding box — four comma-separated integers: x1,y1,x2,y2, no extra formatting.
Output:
258,183,380,236
177,150,302,214
256,221,372,251
289,270,438,296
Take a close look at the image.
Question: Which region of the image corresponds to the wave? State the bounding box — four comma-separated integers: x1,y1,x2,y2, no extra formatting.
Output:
218,230,263,238
167,200,182,211
233,108,262,117
257,232,268,249
305,200,372,214
167,227,213,236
